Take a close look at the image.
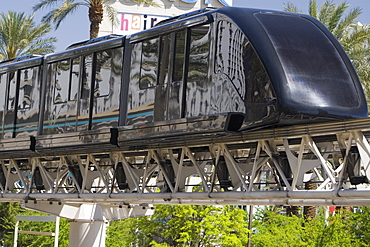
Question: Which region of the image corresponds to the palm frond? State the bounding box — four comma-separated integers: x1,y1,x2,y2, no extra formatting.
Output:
327,2,348,32
0,11,56,60
283,2,300,13
334,7,361,38
103,3,119,29
33,0,67,11
308,0,318,19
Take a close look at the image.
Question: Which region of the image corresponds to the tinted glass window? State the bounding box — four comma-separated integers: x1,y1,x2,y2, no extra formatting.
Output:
19,67,37,109
8,72,17,110
256,13,359,107
140,38,159,89
95,49,113,97
216,20,275,121
186,25,211,117
173,30,186,83
0,73,5,112
82,54,93,100
188,25,210,86
70,57,80,101
53,59,70,104
158,35,171,86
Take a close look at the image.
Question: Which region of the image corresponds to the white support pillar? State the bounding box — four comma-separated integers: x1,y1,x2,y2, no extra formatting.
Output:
22,200,154,247
69,220,107,247
67,203,108,247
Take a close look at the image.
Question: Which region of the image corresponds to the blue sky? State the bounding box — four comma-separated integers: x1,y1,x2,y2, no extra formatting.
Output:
2,0,370,52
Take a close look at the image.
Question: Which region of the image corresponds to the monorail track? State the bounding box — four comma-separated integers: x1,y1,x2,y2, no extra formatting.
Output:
2,117,370,207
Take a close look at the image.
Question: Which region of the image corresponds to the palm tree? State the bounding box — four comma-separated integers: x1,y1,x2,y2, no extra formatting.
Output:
285,0,370,103
0,11,56,61
33,0,158,40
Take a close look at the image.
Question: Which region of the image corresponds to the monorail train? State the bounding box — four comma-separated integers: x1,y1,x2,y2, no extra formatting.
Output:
0,7,367,156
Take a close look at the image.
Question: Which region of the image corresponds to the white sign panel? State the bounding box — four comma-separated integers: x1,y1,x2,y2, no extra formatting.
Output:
117,13,169,35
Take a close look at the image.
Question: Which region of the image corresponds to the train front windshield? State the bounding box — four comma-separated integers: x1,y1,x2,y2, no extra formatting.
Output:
255,13,360,109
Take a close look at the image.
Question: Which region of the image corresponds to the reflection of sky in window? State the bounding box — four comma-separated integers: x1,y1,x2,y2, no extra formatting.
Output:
0,74,6,111
285,75,329,107
256,13,359,108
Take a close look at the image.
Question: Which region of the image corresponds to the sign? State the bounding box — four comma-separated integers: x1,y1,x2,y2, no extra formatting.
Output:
118,13,169,35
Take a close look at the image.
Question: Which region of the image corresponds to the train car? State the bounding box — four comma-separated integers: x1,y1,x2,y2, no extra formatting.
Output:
0,6,367,155
116,6,368,148
0,55,43,157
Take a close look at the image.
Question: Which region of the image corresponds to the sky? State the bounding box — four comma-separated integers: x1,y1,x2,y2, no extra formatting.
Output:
2,0,370,52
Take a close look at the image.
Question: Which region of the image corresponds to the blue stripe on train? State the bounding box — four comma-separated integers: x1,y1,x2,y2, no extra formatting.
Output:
127,111,154,119
1,111,153,133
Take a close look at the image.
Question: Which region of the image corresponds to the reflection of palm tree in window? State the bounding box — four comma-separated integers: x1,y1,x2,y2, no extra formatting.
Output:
81,67,90,99
95,50,112,97
94,71,102,97
54,92,63,103
20,69,34,108
8,72,16,110
71,71,79,100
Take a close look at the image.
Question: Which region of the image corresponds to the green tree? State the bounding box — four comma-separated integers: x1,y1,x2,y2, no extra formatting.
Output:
14,211,69,247
0,202,69,247
284,0,370,103
0,11,56,61
33,0,158,39
106,205,250,247
252,207,362,247
350,207,370,245
0,202,20,242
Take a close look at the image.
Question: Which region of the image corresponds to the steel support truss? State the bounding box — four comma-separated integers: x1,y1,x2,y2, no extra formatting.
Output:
1,118,370,207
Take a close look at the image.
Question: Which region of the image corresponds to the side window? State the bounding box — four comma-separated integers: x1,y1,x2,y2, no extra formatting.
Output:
70,57,80,101
18,67,38,109
173,30,186,83
158,35,171,86
82,54,93,100
53,59,70,104
140,37,159,89
188,25,210,86
216,19,275,121
8,71,17,110
0,73,6,112
216,20,246,101
95,49,113,97
186,24,211,117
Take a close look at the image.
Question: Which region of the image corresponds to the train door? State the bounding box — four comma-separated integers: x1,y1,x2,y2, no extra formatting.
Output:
1,65,41,138
90,47,123,130
154,32,184,121
43,58,79,134
126,39,157,125
155,29,194,122
15,66,41,137
158,24,213,121
78,55,91,131
3,71,18,138
163,30,186,120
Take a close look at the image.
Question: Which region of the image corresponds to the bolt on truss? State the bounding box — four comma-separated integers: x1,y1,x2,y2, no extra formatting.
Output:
2,118,370,206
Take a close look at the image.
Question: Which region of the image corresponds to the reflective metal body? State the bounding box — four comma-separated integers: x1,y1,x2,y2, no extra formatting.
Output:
0,7,366,154
0,7,368,207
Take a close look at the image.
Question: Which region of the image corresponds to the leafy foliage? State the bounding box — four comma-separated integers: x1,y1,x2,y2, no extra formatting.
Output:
106,205,250,247
0,11,56,61
33,0,159,39
0,202,20,241
0,202,69,247
252,207,363,247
